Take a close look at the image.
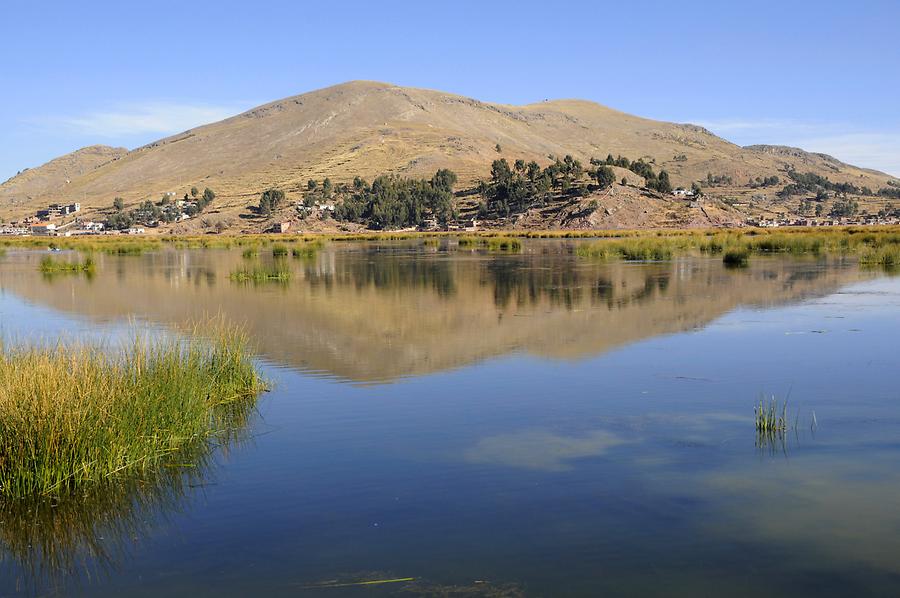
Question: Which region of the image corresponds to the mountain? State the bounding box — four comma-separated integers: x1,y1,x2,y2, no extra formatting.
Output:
0,81,893,224
0,145,126,214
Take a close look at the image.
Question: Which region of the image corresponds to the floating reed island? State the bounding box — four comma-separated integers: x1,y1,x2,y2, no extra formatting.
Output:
0,323,265,499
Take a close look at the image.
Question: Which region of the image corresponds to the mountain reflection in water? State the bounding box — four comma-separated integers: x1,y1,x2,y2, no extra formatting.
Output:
0,241,868,383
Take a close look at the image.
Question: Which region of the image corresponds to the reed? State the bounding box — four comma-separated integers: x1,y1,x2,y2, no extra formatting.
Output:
722,247,750,267
575,238,675,261
38,255,96,274
229,265,292,283
0,323,265,498
859,245,900,267
241,247,258,259
486,237,522,252
754,395,788,435
271,244,289,257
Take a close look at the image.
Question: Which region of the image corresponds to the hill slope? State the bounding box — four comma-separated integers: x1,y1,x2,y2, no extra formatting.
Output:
0,81,893,223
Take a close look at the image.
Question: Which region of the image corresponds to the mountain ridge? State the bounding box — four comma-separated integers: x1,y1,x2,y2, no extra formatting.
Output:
1,81,893,225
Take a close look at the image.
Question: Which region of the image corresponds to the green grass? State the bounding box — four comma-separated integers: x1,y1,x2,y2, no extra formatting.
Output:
229,265,292,283
271,244,289,258
38,255,96,274
241,248,258,259
0,323,265,499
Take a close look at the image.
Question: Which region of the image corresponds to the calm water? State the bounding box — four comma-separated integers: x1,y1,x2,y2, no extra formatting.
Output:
0,240,898,597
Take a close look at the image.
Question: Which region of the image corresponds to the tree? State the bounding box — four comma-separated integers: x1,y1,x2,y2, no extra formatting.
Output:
202,188,216,204
113,197,124,211
431,168,458,193
593,166,616,189
495,143,502,153
190,187,199,198
653,171,673,194
322,178,333,198
307,179,318,191
258,188,286,217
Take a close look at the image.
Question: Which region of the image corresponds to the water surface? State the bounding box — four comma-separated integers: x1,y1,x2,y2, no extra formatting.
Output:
0,240,898,596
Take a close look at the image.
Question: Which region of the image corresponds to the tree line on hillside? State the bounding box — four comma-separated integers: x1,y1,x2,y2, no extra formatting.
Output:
779,170,873,199
105,187,215,230
477,154,677,219
256,169,459,229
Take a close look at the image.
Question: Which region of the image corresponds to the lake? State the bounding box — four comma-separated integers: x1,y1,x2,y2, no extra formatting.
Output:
0,239,898,596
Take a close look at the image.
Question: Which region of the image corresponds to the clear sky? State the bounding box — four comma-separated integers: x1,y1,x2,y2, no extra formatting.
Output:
2,0,898,181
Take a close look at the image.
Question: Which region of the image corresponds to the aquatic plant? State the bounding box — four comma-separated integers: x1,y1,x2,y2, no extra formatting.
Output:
754,395,789,435
722,247,750,267
0,323,265,498
242,247,258,259
575,238,675,261
486,237,522,252
38,255,96,274
229,265,292,283
859,245,900,268
271,244,289,257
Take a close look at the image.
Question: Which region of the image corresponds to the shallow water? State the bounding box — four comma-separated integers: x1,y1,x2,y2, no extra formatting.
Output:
0,240,898,596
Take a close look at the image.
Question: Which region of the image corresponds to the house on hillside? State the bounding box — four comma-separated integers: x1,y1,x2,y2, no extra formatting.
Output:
268,222,292,234
30,223,57,236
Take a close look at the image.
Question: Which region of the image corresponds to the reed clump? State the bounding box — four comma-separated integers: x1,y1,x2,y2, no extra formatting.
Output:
229,265,291,283
0,324,265,498
722,247,750,267
859,245,900,268
575,238,676,261
486,237,522,252
39,256,96,274
754,395,788,435
241,247,258,259
271,244,289,258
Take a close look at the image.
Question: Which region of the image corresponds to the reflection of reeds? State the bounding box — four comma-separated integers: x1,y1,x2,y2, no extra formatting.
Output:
0,323,264,499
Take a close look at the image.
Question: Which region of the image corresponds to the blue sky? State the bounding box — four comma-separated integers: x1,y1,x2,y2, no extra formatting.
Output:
1,0,898,181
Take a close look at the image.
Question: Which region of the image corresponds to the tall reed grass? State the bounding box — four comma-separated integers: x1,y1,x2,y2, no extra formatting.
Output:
229,265,292,283
38,255,96,274
0,324,265,498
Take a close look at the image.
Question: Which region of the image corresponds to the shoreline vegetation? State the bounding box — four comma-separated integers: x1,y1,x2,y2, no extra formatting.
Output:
0,227,897,269
0,323,265,499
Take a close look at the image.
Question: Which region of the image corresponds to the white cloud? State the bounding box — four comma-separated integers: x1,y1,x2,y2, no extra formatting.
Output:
694,119,900,178
50,101,247,138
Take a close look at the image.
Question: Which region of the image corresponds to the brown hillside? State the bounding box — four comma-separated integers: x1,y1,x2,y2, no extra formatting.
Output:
0,81,893,222
0,145,126,214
